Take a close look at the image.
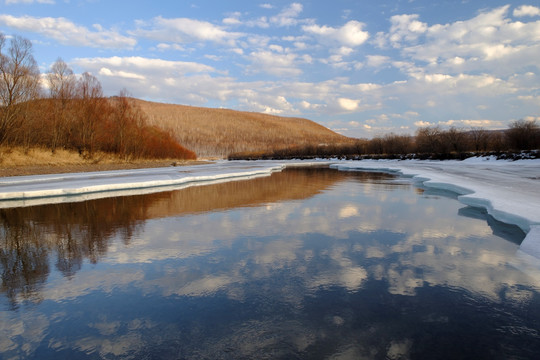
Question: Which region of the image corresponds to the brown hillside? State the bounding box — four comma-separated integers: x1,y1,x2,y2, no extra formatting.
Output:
135,99,353,158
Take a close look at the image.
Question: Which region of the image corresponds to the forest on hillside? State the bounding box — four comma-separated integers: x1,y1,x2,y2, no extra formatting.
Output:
0,33,195,160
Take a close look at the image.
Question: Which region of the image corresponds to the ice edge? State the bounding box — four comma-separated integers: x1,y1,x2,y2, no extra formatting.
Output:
0,161,330,208
330,162,540,268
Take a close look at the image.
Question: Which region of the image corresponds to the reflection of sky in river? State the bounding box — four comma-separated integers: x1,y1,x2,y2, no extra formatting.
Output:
1,168,538,359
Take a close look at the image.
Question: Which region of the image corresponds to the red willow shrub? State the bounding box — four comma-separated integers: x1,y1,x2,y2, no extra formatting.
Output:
1,41,197,160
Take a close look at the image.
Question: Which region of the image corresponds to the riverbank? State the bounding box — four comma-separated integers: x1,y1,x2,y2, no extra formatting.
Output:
0,146,205,177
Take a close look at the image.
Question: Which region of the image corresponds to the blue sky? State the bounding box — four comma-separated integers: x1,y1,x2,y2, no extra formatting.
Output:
1,0,539,138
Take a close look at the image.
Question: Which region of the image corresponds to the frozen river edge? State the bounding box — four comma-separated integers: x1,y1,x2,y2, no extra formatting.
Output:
1,158,539,265
330,159,540,275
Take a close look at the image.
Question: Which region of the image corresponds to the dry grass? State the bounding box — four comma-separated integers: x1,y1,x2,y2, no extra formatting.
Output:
1,99,354,175
136,99,355,158
0,146,200,177
0,146,86,167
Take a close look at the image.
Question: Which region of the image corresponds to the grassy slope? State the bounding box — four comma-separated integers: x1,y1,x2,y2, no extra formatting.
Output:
0,146,199,177
135,99,354,158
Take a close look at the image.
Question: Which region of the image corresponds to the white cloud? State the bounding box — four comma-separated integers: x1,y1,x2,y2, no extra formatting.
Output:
414,120,432,127
134,16,243,45
338,98,359,111
387,14,427,48
223,12,242,26
73,56,216,77
270,3,304,27
366,55,390,68
0,14,135,49
246,51,303,76
155,43,185,51
303,20,369,47
385,5,540,80
98,68,146,80
438,119,504,128
514,5,540,17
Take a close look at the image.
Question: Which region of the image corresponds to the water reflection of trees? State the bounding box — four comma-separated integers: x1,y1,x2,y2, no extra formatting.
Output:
1,167,377,308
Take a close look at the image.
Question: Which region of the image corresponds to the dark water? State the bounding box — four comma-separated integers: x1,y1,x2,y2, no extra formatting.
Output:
1,167,538,359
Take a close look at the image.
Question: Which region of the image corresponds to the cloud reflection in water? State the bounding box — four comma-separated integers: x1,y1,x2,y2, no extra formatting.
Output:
0,167,537,359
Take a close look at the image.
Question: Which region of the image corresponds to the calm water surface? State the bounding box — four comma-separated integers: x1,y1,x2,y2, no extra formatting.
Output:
1,167,539,359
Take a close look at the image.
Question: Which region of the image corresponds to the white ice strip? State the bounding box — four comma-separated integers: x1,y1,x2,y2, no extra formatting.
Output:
0,160,331,208
0,162,277,201
0,171,274,209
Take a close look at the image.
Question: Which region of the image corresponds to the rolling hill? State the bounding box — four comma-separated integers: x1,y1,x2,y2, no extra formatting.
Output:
134,99,354,158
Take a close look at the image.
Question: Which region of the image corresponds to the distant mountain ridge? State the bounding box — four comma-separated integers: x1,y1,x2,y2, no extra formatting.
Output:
133,99,354,158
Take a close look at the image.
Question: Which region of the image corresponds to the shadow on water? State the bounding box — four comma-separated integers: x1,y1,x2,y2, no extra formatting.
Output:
458,206,526,244
416,183,527,244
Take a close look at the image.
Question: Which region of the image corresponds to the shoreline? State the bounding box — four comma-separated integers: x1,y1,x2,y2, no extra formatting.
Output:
0,146,209,177
1,158,539,241
0,160,207,177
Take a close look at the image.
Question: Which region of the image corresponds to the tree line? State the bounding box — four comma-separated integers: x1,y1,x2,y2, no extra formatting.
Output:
230,121,540,160
0,33,196,160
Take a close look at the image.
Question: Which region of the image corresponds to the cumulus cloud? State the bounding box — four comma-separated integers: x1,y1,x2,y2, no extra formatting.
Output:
0,14,136,49
387,14,427,48
338,98,360,111
303,20,369,47
411,6,539,66
514,5,540,17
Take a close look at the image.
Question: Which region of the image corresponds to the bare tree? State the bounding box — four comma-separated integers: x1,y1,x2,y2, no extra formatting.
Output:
75,72,106,155
443,126,467,153
47,58,76,103
469,127,490,152
415,126,443,153
46,58,77,151
506,119,540,151
109,89,147,158
0,33,41,145
382,133,413,155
